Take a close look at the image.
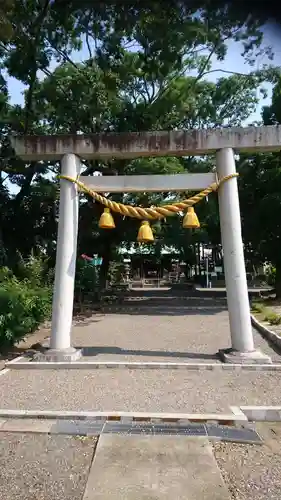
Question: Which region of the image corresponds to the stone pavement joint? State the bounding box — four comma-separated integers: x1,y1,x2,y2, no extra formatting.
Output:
0,418,6,429
82,435,231,499
0,409,248,425
240,406,281,422
5,360,281,371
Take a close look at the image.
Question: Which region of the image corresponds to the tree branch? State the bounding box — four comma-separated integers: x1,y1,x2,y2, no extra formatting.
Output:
24,0,51,134
200,68,257,78
47,41,79,69
14,164,37,204
85,12,93,59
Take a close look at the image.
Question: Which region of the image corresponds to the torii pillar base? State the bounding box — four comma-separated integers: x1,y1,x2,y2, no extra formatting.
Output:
218,348,272,364
33,347,82,362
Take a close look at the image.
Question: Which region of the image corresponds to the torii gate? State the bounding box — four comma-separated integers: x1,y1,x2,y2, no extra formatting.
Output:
12,126,281,364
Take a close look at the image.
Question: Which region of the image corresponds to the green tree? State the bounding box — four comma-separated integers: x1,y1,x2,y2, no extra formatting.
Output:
0,0,14,42
236,77,281,296
0,4,277,287
238,153,281,295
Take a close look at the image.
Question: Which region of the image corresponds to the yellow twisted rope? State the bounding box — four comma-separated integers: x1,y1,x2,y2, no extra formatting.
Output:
58,173,238,220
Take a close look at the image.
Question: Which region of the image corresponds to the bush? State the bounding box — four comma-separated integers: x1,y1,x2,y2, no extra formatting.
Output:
0,255,52,351
265,266,276,287
251,302,265,314
263,311,281,326
16,252,53,287
108,261,131,286
75,260,100,305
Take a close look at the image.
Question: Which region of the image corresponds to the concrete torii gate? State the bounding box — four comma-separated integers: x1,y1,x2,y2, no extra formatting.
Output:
12,125,281,364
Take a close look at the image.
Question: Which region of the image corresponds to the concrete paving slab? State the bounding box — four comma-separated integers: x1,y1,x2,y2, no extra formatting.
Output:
0,418,54,433
83,435,231,499
50,419,104,436
0,419,6,429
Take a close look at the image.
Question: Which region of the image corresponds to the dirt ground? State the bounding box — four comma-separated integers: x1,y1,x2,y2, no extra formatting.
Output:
214,423,281,500
0,433,97,500
0,325,50,371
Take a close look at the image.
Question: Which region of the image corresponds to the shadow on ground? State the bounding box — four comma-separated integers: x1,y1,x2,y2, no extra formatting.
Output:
100,305,226,316
78,345,219,361
96,289,227,316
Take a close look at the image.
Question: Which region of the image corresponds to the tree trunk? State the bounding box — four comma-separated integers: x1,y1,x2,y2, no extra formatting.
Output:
184,261,189,280
275,263,281,299
197,244,201,276
99,246,112,292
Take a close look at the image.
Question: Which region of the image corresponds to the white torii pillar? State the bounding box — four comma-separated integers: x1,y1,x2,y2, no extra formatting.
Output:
216,148,271,364
36,154,82,361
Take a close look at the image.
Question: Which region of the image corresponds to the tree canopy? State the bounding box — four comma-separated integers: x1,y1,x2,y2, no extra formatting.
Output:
0,1,281,292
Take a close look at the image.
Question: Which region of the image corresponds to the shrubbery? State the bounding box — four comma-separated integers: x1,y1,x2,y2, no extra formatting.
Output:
74,259,100,306
0,255,52,351
265,265,276,287
0,253,128,351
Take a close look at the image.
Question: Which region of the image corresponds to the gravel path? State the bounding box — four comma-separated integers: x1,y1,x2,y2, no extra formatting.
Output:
214,423,281,500
1,296,279,415
68,298,281,363
73,299,229,364
0,369,281,412
16,296,280,365
253,327,281,362
0,433,96,500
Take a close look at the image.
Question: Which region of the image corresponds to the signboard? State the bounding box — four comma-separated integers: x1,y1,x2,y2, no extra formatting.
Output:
92,257,103,266
81,254,103,266
215,266,223,273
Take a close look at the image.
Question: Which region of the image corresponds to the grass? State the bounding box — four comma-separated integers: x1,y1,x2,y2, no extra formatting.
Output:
263,311,281,325
251,299,281,327
251,302,266,314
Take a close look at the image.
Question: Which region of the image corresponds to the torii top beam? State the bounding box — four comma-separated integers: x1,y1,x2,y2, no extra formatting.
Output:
10,125,281,161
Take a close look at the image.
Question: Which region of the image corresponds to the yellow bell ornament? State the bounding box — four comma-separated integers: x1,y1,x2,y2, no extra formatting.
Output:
137,221,154,243
99,208,115,229
182,207,200,229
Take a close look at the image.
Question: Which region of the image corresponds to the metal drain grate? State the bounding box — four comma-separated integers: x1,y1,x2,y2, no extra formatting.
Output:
50,420,263,444
103,422,207,436
206,424,262,444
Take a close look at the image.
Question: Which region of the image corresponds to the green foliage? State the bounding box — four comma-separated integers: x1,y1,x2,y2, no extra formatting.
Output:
251,301,281,326
263,76,281,125
108,262,126,286
0,3,279,298
238,76,281,296
0,276,51,351
74,259,100,304
0,0,14,42
265,266,276,287
0,255,52,351
264,311,281,326
251,301,265,314
16,252,53,287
